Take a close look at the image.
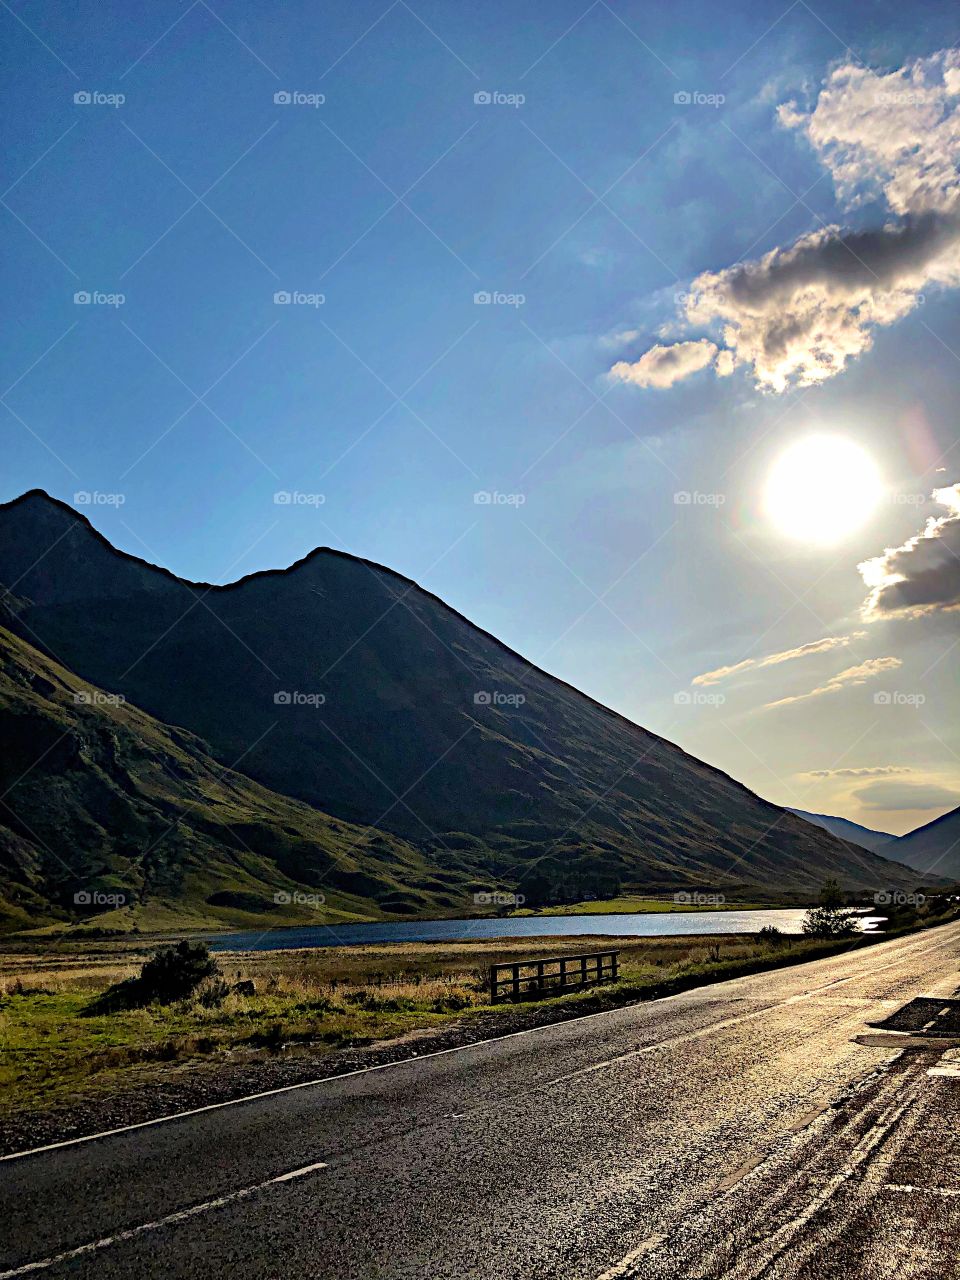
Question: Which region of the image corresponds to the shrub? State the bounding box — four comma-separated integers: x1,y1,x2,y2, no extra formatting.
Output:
757,925,786,945
801,906,858,938
86,941,219,1013
137,942,219,1004
196,978,231,1009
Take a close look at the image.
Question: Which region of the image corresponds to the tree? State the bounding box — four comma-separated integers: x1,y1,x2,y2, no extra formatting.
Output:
819,877,845,909
802,897,858,939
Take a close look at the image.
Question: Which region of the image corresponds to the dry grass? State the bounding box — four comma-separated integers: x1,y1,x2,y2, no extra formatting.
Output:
0,928,891,1116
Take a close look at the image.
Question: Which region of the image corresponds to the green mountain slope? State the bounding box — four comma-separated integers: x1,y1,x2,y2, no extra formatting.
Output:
0,623,486,934
0,490,933,906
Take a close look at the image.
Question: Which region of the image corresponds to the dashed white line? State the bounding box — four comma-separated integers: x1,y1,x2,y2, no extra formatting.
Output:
2,925,954,1167
0,1161,329,1278
593,1233,666,1279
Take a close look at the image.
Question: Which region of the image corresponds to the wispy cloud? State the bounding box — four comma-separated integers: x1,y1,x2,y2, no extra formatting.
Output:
610,49,960,393
610,339,718,389
693,632,864,686
764,656,901,709
804,766,911,778
860,483,960,617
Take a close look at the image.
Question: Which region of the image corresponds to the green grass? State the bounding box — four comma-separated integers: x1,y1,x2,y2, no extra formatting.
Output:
519,894,773,916
3,905,955,1118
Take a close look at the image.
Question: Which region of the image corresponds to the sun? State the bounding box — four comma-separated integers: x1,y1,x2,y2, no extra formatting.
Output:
764,435,883,546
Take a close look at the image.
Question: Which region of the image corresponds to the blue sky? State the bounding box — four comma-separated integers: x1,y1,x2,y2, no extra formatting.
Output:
4,0,960,835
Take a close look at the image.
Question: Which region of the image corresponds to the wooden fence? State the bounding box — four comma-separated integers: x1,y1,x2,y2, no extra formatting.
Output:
488,949,620,1003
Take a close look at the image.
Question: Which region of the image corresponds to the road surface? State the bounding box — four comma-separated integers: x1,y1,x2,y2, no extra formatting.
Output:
3,923,960,1279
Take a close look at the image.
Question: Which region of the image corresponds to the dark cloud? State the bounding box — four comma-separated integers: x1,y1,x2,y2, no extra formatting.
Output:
854,779,960,811
609,49,960,393
860,484,960,616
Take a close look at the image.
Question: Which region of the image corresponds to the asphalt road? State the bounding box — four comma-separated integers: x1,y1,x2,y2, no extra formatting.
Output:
3,923,960,1280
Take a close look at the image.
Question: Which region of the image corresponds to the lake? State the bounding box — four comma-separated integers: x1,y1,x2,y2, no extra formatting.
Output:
207,907,870,952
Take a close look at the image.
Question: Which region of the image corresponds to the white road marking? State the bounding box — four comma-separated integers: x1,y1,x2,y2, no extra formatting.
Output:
718,1152,765,1192
539,942,942,1091
0,1162,328,1278
883,1182,960,1197
593,1233,666,1279
2,926,954,1166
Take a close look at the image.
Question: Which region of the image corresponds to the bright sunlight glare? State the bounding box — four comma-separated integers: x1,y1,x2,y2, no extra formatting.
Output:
764,435,884,546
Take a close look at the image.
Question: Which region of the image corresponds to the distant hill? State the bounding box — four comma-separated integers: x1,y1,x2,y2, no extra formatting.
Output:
0,490,932,913
787,809,895,855
886,806,960,882
0,623,482,934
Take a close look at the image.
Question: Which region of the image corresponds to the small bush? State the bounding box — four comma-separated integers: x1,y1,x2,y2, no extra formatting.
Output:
138,942,219,1004
86,941,219,1013
802,906,858,938
196,978,231,1009
757,925,786,946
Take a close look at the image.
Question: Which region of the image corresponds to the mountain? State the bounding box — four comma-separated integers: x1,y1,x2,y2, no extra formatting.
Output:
0,490,932,908
787,809,895,855
886,806,960,882
0,620,488,934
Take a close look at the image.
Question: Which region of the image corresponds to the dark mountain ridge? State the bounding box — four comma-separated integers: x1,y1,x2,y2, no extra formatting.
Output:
787,809,895,855
0,490,932,901
886,805,960,882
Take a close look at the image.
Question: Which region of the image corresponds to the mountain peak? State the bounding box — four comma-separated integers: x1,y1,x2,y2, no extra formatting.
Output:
0,493,932,897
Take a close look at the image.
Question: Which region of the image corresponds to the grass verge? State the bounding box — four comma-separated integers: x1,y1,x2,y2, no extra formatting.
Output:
1,911,956,1119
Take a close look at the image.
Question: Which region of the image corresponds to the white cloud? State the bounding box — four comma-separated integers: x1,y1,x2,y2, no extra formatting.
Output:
610,49,960,393
804,766,911,778
779,49,960,216
764,656,901,709
609,339,717,389
692,631,864,686
860,483,960,616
